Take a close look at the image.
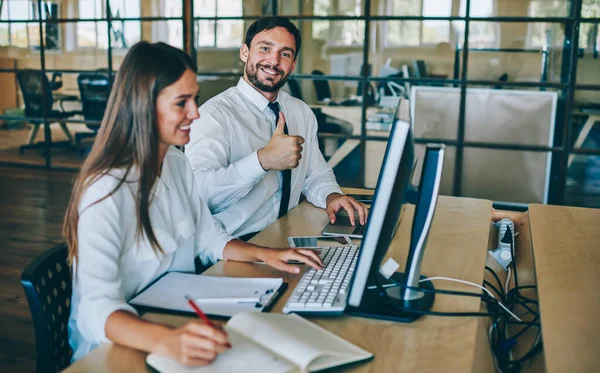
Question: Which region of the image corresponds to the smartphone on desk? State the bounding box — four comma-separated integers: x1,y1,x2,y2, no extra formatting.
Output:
287,236,353,264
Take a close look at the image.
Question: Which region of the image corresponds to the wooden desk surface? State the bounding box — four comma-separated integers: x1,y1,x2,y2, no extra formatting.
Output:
529,204,600,373
64,195,493,373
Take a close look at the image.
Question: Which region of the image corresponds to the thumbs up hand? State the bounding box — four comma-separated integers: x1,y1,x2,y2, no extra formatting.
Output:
258,112,305,171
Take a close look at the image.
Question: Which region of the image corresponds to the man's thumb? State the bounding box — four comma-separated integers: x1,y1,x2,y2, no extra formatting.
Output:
274,112,286,134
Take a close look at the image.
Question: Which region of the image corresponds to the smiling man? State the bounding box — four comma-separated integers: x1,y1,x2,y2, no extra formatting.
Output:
185,16,367,240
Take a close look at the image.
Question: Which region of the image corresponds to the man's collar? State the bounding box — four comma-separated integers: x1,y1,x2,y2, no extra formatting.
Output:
236,77,280,112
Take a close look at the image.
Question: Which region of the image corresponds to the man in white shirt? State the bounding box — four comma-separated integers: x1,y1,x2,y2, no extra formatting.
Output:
186,16,367,239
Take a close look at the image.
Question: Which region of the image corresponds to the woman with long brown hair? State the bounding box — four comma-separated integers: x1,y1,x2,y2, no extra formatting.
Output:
63,41,322,366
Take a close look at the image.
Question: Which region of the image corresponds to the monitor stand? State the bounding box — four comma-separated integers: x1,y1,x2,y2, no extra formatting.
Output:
346,272,435,322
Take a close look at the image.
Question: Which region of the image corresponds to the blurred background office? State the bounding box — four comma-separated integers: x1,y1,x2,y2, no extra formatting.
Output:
0,0,599,208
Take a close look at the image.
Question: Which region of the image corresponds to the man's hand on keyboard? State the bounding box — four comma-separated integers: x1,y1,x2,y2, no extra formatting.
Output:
325,193,369,226
257,248,324,274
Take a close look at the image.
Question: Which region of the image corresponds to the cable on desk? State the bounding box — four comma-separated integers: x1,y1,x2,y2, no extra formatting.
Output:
486,238,543,373
373,277,516,320
484,280,507,303
368,222,543,372
421,277,522,321
486,266,507,299
505,267,512,293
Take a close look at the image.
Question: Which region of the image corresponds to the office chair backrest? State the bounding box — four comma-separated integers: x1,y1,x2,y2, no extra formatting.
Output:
50,72,63,90
286,78,304,101
412,60,429,79
77,72,111,125
311,70,332,102
16,69,55,118
21,243,73,373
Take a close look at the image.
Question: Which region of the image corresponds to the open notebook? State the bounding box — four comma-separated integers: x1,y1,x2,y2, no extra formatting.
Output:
146,312,373,373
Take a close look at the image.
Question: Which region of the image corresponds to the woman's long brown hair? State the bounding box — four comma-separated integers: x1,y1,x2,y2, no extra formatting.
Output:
63,41,197,265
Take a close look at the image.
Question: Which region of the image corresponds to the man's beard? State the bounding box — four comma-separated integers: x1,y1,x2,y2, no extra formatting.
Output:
246,62,289,92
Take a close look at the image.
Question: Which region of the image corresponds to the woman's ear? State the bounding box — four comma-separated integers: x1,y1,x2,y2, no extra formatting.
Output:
240,44,249,63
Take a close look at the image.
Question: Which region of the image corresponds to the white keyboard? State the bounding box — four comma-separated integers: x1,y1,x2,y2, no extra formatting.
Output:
283,245,359,314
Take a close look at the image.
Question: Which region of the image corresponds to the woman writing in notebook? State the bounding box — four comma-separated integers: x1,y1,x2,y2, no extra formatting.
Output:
63,41,323,367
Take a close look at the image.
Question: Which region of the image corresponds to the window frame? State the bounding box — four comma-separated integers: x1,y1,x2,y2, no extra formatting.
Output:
193,0,244,50
310,0,365,47
381,0,454,48
0,1,64,53
75,0,141,52
1,1,37,49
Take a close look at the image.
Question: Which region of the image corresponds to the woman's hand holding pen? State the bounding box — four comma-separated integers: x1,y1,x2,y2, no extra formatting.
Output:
151,321,231,367
257,247,324,274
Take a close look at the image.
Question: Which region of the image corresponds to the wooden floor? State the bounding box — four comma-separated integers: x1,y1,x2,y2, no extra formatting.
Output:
0,122,90,169
0,166,76,373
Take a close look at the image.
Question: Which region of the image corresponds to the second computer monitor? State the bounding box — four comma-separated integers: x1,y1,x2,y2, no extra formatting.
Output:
346,107,445,322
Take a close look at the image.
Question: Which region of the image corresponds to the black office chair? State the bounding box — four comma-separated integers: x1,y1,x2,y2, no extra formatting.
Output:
311,70,362,106
16,69,79,155
286,78,304,101
412,60,430,79
75,72,111,154
312,107,353,160
311,70,333,103
21,243,73,373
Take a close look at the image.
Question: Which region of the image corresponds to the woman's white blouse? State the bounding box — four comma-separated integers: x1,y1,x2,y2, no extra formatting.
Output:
68,146,233,361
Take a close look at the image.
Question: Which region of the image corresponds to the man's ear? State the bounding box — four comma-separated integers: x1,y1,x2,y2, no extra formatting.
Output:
240,44,249,63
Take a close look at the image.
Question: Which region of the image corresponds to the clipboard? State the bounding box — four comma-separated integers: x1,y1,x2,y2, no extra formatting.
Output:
129,271,288,319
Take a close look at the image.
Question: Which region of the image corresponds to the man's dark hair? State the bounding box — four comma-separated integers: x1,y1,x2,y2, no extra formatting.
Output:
244,16,302,59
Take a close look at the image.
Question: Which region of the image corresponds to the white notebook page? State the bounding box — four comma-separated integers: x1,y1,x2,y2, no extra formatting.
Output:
146,328,296,373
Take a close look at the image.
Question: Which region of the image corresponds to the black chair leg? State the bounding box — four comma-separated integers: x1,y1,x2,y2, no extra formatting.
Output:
20,140,75,155
58,122,74,143
27,123,41,145
20,121,75,155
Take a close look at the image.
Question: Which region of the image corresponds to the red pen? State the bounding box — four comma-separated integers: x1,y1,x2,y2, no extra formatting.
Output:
184,294,215,328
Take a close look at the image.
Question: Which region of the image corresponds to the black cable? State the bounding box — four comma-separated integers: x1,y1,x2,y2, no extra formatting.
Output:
485,266,506,298
395,307,499,318
371,280,504,318
510,237,519,291
494,326,543,372
483,280,506,302
507,320,540,327
510,317,540,340
378,280,488,300
507,285,537,297
488,221,544,373
507,340,544,365
515,294,539,304
511,298,539,317
381,279,521,319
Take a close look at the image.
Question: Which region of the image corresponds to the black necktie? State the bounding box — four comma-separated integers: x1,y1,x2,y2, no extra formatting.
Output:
267,102,291,219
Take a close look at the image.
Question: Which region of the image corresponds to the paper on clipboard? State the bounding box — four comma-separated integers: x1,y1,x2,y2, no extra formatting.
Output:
129,272,284,317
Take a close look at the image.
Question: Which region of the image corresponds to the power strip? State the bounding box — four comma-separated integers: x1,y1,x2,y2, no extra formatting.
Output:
490,218,514,271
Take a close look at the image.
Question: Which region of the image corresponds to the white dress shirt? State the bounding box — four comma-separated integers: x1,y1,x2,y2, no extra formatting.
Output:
186,78,342,237
68,147,233,361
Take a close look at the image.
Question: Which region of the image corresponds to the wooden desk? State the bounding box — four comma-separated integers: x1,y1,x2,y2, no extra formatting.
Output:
529,204,600,373
64,195,494,373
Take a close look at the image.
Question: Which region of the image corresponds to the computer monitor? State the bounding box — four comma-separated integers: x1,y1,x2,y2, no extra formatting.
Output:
346,107,445,322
